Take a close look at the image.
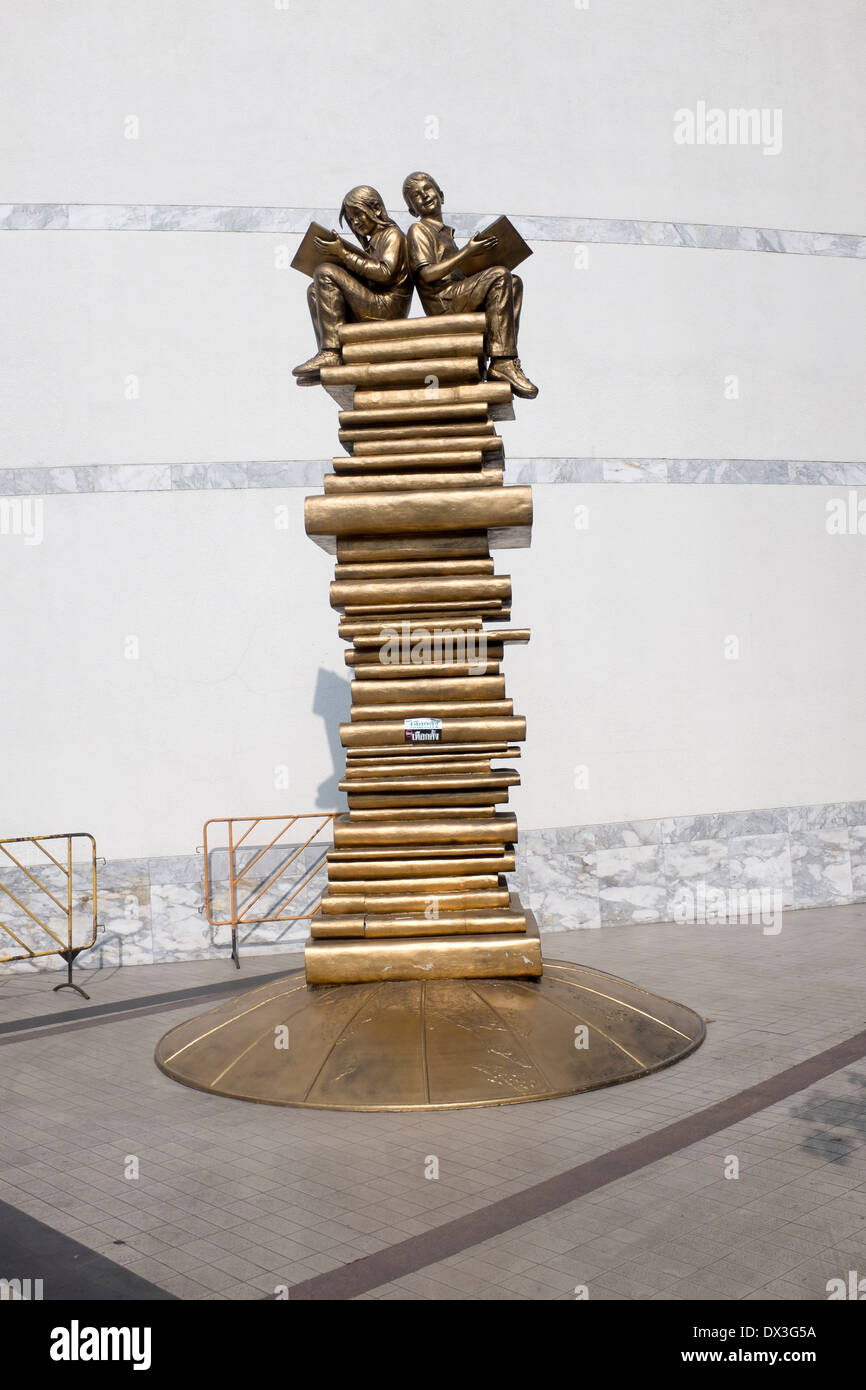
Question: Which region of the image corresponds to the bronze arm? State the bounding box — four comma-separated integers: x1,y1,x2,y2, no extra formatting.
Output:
341,226,405,285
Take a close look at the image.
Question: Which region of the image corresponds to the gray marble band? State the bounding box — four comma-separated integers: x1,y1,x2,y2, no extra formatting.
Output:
2,459,866,496
0,204,863,259
6,798,865,973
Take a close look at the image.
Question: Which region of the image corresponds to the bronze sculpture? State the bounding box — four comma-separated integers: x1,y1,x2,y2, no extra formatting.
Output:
402,171,538,399
293,185,412,381
155,179,705,1111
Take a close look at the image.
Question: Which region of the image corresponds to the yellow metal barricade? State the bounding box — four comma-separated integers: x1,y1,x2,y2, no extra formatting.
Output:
0,832,99,998
202,813,335,967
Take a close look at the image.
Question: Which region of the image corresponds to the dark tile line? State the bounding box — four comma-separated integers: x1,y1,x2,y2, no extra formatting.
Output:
0,1198,177,1300
0,965,297,1040
288,1027,866,1300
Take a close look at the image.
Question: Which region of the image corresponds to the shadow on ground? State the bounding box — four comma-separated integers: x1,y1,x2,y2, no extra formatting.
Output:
793,1070,866,1163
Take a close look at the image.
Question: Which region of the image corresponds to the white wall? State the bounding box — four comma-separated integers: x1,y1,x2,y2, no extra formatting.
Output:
508,485,866,829
1,0,864,862
1,484,864,858
1,0,864,231
1,488,338,857
0,233,863,468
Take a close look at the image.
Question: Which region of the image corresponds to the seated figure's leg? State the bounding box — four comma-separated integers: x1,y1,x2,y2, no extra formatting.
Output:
446,266,536,395
445,268,535,392
307,282,323,350
312,262,354,350
482,268,517,359
318,263,402,338
511,273,523,341
331,269,407,325
294,263,371,377
294,274,341,376
445,267,516,358
294,263,408,379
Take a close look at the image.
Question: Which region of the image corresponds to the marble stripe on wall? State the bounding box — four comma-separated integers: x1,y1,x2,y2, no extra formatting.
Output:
6,800,866,975
3,459,866,496
0,204,863,260
523,800,866,931
507,460,866,486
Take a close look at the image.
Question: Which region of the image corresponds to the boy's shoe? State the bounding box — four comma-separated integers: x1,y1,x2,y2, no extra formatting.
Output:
487,357,539,399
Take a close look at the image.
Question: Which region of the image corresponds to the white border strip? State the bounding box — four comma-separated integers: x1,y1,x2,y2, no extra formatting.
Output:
2,459,866,494
0,204,863,259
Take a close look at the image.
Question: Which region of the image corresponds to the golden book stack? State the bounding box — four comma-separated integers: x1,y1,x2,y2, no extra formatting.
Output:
153,302,706,1111
304,311,542,985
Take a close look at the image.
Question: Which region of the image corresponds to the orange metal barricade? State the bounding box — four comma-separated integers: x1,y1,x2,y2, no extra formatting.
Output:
201,812,335,967
0,832,99,998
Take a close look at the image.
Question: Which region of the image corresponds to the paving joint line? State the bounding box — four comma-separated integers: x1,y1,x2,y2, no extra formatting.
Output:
286,1026,866,1300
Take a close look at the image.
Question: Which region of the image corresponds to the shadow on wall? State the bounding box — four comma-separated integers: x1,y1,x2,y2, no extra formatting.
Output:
313,667,350,811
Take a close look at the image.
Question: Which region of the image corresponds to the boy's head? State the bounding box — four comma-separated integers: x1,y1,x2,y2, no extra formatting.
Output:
402,171,444,218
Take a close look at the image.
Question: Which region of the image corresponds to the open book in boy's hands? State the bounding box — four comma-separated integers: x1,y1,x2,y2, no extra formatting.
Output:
459,216,533,274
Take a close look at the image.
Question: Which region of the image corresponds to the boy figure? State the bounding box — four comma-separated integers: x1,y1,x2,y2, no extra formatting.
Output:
402,171,538,399
293,185,412,381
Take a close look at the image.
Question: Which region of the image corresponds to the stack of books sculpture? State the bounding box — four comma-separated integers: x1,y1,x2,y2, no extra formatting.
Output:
154,179,705,1111
303,311,540,985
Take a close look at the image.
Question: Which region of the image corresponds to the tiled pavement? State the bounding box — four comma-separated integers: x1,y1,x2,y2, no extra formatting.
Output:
1,905,864,1300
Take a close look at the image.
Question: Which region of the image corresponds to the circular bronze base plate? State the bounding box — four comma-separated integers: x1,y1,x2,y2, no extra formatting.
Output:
154,961,705,1111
